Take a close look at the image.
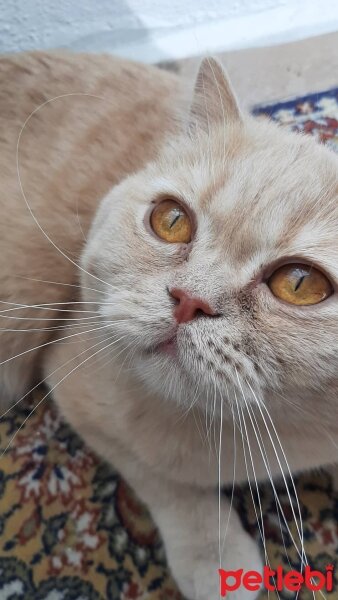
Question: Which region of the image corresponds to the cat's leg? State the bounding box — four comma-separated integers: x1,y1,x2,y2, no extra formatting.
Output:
120,466,262,600
45,340,262,600
71,418,263,599
55,422,262,600
50,388,262,599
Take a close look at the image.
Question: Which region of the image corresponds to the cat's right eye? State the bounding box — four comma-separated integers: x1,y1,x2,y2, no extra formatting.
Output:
150,199,192,244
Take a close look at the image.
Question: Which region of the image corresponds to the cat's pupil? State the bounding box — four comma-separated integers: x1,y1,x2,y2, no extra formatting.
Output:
294,275,306,292
170,212,181,229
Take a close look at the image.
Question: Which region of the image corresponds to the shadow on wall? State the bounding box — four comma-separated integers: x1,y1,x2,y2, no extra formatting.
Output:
0,0,168,62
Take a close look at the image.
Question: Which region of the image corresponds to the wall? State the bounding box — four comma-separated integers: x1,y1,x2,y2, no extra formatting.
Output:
1,0,338,63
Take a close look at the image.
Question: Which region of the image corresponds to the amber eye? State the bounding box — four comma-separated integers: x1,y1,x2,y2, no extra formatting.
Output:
268,263,333,306
150,199,192,243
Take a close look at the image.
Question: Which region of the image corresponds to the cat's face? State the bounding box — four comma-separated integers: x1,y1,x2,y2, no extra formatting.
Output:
81,59,338,420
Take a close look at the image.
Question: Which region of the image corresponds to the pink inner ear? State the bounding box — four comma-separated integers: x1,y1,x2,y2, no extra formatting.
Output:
189,57,242,132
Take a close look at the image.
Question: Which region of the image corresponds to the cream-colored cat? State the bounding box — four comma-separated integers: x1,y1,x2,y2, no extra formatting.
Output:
1,51,338,599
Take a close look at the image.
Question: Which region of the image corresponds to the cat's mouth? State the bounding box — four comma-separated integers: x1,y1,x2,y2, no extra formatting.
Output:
155,335,178,358
150,325,201,363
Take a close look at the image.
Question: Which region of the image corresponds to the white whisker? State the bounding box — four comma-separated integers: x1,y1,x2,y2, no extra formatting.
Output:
243,389,323,600
14,275,110,297
1,331,128,456
246,379,306,564
232,384,270,568
0,323,114,367
221,391,236,554
218,389,223,588
0,330,128,422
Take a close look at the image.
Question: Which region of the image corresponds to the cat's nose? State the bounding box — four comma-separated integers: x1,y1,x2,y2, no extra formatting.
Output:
169,287,216,324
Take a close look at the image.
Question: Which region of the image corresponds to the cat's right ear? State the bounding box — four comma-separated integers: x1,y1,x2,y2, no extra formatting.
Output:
188,57,242,133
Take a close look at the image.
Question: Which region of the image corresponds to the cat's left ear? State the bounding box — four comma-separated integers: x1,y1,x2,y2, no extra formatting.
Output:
188,57,242,132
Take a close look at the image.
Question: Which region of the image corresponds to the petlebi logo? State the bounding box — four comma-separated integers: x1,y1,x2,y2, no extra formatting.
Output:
218,565,334,596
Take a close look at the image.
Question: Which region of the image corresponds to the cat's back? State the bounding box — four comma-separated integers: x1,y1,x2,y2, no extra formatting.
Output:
0,51,179,402
0,51,178,222
0,50,179,282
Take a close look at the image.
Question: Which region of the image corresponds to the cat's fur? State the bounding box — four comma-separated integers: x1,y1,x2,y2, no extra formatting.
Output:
1,51,338,599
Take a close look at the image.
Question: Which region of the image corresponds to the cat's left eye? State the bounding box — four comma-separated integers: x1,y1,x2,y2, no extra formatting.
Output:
150,199,192,244
268,263,333,306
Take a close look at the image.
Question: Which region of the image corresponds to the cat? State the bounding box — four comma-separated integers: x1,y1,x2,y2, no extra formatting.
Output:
1,50,338,599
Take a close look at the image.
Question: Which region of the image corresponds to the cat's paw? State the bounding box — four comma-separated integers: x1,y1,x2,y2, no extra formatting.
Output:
172,527,262,600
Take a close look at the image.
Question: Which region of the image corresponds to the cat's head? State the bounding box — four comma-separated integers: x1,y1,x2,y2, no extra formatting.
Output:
81,58,338,420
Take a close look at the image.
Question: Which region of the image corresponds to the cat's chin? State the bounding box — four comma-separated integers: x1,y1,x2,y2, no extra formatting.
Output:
136,336,261,415
138,339,218,407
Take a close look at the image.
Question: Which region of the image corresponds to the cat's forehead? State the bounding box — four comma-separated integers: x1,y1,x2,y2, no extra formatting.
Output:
178,121,338,207
153,120,338,274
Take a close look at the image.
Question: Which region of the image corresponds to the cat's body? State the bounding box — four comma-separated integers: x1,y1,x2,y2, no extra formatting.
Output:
0,52,177,403
1,51,338,599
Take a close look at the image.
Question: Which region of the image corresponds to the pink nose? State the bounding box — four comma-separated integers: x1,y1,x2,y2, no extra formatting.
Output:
170,288,216,324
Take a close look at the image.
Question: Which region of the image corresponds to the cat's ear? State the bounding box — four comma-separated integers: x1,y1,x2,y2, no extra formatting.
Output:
188,57,242,132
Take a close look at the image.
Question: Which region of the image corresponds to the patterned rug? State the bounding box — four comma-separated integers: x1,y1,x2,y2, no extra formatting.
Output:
253,87,338,149
1,87,338,599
